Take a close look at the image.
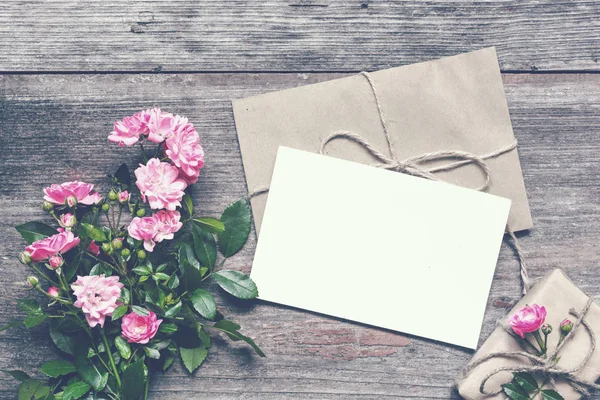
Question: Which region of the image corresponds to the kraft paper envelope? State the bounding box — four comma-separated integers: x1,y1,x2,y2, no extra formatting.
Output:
251,147,511,349
232,47,532,235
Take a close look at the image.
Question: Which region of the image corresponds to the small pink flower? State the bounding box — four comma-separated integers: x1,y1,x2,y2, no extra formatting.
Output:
47,286,60,297
59,213,77,228
108,112,150,147
127,216,160,252
43,181,102,206
560,318,573,334
71,274,123,328
121,310,162,344
119,190,130,204
134,158,187,211
25,229,80,262
87,241,101,256
154,210,183,242
164,122,205,184
146,108,185,144
508,304,547,338
49,255,63,269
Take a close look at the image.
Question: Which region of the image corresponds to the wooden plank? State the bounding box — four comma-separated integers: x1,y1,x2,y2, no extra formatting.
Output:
1,1,600,72
1,73,599,398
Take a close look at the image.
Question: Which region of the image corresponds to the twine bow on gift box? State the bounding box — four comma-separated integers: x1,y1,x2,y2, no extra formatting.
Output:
462,298,600,397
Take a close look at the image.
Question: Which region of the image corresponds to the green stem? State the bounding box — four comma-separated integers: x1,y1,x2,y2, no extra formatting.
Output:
144,373,150,400
29,263,60,287
533,330,546,355
101,329,122,389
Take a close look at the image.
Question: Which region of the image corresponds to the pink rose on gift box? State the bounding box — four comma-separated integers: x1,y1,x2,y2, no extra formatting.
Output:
121,310,162,344
164,122,205,184
154,210,183,243
508,303,547,338
71,274,124,328
43,181,102,206
108,111,150,147
25,229,80,262
127,215,160,252
135,158,187,211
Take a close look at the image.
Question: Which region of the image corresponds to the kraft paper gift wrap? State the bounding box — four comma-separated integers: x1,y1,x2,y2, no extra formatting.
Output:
232,47,532,234
457,269,600,400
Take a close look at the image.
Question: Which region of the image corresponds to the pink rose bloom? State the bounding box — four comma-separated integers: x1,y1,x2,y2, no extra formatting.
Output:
146,108,185,144
108,111,150,147
121,310,162,344
59,213,77,228
164,122,205,184
25,229,80,262
154,210,183,242
127,216,160,252
87,241,101,256
134,158,187,211
508,304,547,338
71,274,124,328
47,286,60,297
43,181,102,206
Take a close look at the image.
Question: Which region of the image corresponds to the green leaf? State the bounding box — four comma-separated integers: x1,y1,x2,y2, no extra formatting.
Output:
88,263,112,277
132,306,149,316
213,320,265,357
541,390,565,400
122,358,147,400
190,289,217,320
0,320,24,332
132,265,152,276
111,305,128,321
114,336,131,360
180,346,208,374
114,163,131,188
217,198,252,257
25,312,48,328
19,299,41,313
80,224,107,242
213,270,258,299
64,252,83,281
166,274,180,290
193,218,225,234
74,339,108,391
191,223,217,269
62,381,91,400
18,379,50,400
1,369,30,382
183,194,193,216
159,323,178,334
182,260,203,292
513,372,538,393
15,222,57,244
50,324,75,355
164,300,182,318
40,360,76,378
163,352,176,371
178,243,200,272
154,272,170,281
502,382,531,400
143,346,161,359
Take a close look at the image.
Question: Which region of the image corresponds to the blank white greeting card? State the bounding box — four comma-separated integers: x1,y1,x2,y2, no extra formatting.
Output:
251,147,512,349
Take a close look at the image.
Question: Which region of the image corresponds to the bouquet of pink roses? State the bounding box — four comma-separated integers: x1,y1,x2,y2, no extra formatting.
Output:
3,109,263,400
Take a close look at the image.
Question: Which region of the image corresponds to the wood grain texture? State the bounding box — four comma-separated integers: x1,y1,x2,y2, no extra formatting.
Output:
1,0,600,72
1,73,599,398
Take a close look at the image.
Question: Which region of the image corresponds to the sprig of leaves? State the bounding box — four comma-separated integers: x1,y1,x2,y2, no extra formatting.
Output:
502,372,564,400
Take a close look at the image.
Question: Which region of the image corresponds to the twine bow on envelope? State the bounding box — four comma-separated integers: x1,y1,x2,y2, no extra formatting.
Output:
462,298,600,397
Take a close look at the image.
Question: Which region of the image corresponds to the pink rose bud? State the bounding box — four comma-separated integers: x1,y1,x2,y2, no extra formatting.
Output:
27,276,39,288
87,241,101,256
47,286,60,297
59,213,77,228
121,310,162,344
19,251,32,265
66,195,78,208
49,255,64,269
560,319,573,334
118,191,130,204
507,304,547,338
541,324,552,335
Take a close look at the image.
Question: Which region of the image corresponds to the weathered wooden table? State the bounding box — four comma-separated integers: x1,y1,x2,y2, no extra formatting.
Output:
1,1,599,399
